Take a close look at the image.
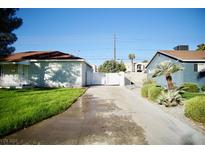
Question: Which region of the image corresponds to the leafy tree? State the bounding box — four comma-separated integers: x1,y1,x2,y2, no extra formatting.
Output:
128,53,135,72
98,60,126,73
196,43,205,51
0,9,23,56
152,61,183,90
142,60,148,63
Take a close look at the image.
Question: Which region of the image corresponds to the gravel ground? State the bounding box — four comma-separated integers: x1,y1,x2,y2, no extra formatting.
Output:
126,84,205,135
155,103,205,134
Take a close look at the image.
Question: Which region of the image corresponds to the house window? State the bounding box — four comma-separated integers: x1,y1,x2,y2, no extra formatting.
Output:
194,64,198,72
198,64,205,72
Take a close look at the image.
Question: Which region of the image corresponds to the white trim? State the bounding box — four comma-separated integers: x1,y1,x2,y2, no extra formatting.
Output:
29,59,85,62
29,59,93,68
182,59,205,62
0,61,30,65
0,59,93,69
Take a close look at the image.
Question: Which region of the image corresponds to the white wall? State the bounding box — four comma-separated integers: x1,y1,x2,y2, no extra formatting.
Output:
90,72,125,86
81,62,93,86
29,61,82,87
0,64,29,87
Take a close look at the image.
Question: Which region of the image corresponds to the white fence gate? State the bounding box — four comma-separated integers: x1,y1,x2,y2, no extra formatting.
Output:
90,72,125,86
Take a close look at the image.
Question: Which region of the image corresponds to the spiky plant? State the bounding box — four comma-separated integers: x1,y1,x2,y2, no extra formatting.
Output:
152,61,183,90
157,88,183,107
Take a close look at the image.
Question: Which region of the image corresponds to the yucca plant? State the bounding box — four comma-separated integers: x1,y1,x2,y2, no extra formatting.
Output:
157,88,183,107
152,61,183,90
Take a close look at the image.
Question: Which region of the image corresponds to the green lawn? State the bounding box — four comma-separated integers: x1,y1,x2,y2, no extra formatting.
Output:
0,88,86,137
182,91,205,100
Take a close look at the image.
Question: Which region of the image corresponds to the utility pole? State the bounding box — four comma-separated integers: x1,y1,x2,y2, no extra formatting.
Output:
114,33,116,61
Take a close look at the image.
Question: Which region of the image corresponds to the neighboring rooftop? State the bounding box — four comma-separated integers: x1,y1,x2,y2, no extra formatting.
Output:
173,45,189,51
0,51,82,62
159,50,205,61
146,50,205,68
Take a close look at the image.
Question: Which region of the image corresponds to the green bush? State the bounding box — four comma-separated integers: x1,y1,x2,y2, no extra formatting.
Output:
185,96,205,123
182,92,205,100
142,79,156,86
182,83,200,93
201,85,205,92
148,85,163,101
141,84,155,98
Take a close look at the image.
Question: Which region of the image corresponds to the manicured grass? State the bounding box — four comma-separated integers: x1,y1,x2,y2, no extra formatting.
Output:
0,88,86,137
181,91,205,100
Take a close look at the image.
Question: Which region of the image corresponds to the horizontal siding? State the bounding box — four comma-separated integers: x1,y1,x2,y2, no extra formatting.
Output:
183,63,205,87
147,53,183,87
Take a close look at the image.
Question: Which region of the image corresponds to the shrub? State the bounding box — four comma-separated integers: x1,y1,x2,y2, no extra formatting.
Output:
182,92,205,100
201,85,205,92
148,85,163,101
157,89,183,107
182,83,200,93
142,79,156,86
141,84,155,98
185,96,205,123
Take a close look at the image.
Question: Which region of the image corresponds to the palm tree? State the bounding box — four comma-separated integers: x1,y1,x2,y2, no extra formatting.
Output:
196,43,205,51
128,54,135,72
152,61,183,90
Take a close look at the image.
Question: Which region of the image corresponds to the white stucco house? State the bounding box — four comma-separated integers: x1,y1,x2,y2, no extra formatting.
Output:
0,51,93,88
146,50,205,88
124,61,148,73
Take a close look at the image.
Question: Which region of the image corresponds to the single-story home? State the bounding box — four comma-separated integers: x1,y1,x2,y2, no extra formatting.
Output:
146,50,205,88
0,51,93,88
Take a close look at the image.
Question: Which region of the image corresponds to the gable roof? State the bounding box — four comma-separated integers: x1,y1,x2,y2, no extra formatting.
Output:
146,50,205,68
0,51,82,62
159,50,205,61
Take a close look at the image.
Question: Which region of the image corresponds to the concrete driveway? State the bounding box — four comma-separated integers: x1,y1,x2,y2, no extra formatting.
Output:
5,86,147,144
5,86,205,144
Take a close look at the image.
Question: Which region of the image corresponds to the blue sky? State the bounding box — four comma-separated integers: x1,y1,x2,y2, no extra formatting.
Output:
14,8,205,65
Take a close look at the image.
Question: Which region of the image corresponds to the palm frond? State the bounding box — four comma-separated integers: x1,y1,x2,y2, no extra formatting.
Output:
152,61,183,78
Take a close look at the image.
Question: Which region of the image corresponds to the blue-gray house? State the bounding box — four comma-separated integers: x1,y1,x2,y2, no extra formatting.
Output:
146,50,205,88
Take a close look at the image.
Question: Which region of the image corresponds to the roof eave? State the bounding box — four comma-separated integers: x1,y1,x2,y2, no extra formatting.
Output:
29,59,84,62
146,51,205,69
